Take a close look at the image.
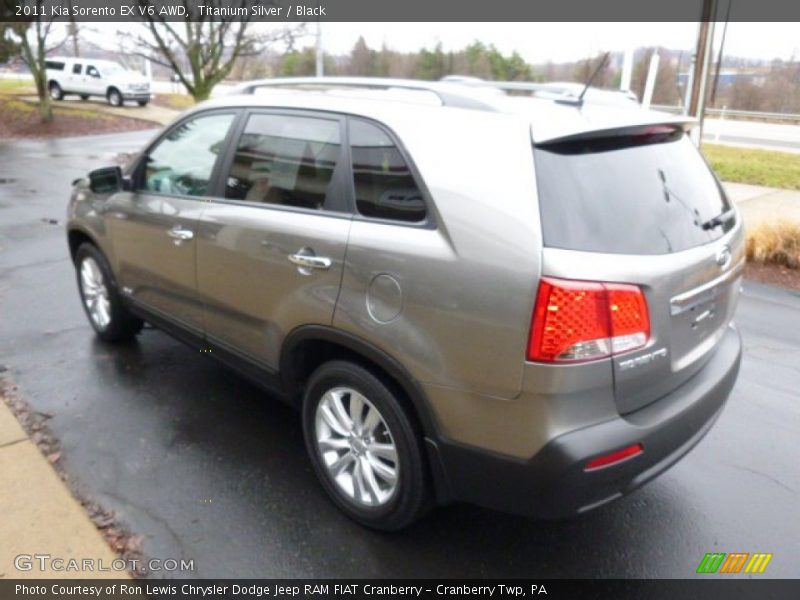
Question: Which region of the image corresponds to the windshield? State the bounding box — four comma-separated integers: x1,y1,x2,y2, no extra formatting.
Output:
533,129,734,255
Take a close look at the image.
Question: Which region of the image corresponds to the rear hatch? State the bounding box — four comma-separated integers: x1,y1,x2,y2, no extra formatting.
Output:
534,126,744,414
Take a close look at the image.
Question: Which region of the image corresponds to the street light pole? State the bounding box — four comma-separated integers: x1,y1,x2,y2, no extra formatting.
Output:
710,0,733,106
688,0,717,145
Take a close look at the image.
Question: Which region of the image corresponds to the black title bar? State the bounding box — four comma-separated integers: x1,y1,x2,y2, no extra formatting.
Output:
3,0,800,22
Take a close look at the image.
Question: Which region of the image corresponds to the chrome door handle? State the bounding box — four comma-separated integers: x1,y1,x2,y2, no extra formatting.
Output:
167,226,194,241
288,253,332,270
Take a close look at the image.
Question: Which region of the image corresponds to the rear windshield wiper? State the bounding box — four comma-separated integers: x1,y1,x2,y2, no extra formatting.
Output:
701,208,736,231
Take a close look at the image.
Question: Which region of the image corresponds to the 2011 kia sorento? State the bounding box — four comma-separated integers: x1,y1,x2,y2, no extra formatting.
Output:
66,77,743,530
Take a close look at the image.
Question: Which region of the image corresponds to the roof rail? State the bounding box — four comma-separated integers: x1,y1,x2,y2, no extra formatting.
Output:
231,77,499,111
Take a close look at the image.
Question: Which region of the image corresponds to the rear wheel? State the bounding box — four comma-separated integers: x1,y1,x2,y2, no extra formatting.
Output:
80,94,89,101
137,100,148,107
302,361,430,530
107,88,123,107
75,243,143,342
49,82,63,101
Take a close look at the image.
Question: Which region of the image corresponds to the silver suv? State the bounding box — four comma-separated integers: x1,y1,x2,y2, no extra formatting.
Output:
67,77,744,530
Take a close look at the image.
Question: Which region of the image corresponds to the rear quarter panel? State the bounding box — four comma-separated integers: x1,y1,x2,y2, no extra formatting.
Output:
333,108,541,400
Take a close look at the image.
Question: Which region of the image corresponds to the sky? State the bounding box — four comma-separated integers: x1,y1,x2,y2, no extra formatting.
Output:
82,22,800,65
314,22,800,63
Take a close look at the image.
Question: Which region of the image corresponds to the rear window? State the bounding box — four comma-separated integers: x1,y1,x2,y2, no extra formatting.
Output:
534,129,734,255
45,61,65,71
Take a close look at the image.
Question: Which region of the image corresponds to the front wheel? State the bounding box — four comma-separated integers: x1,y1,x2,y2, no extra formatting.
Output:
80,94,89,101
302,361,431,530
107,88,123,107
137,100,148,107
75,243,143,342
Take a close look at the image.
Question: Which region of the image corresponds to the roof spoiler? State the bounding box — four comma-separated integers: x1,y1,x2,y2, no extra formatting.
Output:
533,119,697,146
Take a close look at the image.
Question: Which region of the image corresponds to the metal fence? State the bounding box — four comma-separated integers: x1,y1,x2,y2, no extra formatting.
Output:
652,104,800,124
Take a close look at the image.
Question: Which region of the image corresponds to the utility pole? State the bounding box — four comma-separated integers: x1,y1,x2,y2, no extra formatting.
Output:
620,47,633,92
688,0,717,145
642,51,660,108
315,20,324,77
683,49,696,114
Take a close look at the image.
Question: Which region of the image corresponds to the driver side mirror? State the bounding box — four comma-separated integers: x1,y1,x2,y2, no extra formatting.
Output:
88,166,130,194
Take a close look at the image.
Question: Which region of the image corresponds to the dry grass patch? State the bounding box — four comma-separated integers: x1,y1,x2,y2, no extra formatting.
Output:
746,221,800,269
152,92,195,111
0,78,35,95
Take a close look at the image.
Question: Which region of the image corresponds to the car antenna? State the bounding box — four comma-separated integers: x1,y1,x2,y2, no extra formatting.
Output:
563,51,611,106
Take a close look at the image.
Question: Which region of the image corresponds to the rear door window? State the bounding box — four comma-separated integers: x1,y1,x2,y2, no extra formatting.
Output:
349,119,426,223
534,129,734,255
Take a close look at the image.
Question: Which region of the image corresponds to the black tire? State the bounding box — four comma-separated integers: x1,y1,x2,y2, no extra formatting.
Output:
49,82,63,101
80,94,89,101
137,100,148,107
302,360,431,531
75,243,143,343
107,88,123,107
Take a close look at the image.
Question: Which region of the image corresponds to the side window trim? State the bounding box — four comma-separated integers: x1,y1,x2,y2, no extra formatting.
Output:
344,116,437,230
131,108,243,201
209,107,352,216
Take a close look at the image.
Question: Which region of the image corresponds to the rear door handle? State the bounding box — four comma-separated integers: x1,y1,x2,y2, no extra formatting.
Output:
167,226,194,241
288,253,332,270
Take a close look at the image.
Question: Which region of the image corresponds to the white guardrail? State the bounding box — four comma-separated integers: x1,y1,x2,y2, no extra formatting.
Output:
652,104,800,124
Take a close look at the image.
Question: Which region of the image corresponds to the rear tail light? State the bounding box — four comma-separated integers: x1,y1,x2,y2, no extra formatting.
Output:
528,277,650,363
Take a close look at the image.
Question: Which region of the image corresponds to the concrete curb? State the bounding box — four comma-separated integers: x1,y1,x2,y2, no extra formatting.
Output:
0,399,125,580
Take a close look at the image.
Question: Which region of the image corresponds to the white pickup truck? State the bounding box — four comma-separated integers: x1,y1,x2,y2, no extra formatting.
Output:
45,57,151,107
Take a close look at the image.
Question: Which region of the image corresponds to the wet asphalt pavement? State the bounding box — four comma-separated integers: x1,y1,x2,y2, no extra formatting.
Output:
0,131,798,579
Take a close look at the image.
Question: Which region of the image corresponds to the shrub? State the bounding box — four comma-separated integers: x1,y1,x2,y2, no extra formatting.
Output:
746,221,800,269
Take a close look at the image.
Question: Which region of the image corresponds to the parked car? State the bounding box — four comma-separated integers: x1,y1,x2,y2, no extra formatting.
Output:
45,57,150,107
66,77,744,530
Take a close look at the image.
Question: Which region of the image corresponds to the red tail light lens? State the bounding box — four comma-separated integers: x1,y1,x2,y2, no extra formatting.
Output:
584,443,644,471
527,277,650,363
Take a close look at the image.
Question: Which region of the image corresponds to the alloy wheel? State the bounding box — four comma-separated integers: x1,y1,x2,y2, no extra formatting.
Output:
314,386,400,507
80,257,111,330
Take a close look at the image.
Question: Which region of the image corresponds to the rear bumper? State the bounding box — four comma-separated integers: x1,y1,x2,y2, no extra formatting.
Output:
428,325,742,517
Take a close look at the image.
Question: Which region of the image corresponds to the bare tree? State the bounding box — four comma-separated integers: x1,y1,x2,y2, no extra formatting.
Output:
6,0,66,122
120,1,304,102
66,1,80,57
